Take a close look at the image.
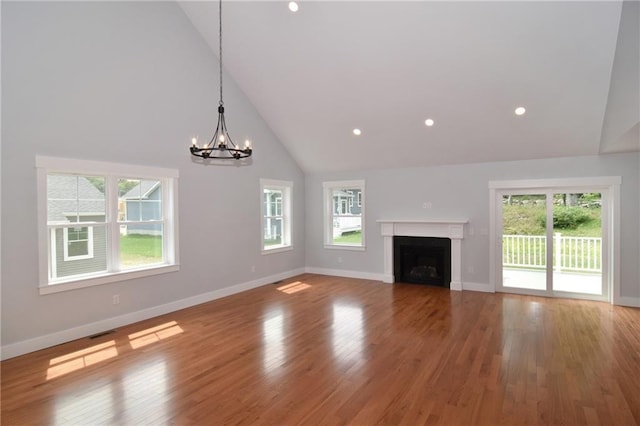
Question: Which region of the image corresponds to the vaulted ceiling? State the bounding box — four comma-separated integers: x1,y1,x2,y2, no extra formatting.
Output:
179,1,639,174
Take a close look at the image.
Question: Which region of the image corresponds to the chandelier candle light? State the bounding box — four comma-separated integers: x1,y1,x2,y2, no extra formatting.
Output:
190,0,253,160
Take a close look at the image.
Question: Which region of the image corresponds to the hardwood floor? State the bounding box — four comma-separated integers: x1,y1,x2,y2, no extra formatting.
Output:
2,273,640,425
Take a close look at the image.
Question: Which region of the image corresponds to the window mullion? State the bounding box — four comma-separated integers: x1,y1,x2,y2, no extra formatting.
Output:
107,176,120,273
163,178,174,264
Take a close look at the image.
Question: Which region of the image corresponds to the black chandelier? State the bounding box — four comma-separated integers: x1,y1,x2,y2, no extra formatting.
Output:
190,0,252,160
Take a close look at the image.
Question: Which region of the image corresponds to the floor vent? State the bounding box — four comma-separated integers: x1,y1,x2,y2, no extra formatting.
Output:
89,330,115,339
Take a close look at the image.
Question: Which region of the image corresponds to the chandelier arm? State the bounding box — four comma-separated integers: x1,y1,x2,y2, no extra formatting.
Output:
210,110,224,146
219,112,237,148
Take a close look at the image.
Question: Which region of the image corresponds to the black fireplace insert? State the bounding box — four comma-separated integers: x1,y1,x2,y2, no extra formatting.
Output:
393,236,451,288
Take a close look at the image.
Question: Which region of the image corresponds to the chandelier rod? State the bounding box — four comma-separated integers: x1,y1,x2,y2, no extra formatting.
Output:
218,0,223,106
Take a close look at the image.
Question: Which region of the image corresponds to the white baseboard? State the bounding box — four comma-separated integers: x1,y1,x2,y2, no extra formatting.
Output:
463,281,494,293
614,295,640,308
305,267,385,282
1,268,305,360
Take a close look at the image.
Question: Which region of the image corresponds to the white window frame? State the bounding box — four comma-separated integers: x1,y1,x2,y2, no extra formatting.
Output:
260,179,293,254
63,225,94,261
323,180,365,251
37,156,180,295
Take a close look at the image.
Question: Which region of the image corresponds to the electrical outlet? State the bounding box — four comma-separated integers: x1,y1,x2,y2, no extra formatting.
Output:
112,294,120,305
251,265,256,272
467,266,475,274
422,201,432,209
338,257,343,263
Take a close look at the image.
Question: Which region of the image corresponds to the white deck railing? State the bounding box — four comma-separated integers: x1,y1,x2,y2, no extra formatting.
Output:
503,233,601,273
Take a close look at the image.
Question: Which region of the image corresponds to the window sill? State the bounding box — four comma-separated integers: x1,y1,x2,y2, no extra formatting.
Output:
262,245,293,255
324,244,366,252
39,264,180,295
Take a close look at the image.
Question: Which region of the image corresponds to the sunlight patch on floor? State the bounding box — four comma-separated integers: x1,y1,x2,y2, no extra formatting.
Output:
47,341,118,380
128,321,184,349
46,321,184,380
277,281,311,294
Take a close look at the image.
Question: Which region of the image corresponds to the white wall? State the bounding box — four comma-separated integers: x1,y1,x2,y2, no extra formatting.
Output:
600,0,640,153
1,2,305,356
305,153,640,301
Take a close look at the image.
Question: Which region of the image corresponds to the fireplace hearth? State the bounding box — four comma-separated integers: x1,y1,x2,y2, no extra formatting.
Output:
393,236,451,287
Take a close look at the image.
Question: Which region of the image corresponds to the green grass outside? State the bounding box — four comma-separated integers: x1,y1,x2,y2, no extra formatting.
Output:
120,234,162,267
503,205,602,237
560,212,601,237
264,237,282,247
334,231,362,244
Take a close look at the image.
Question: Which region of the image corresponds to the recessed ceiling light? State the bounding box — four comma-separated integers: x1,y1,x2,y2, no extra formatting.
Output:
425,118,435,127
353,128,362,136
515,106,526,116
288,1,299,12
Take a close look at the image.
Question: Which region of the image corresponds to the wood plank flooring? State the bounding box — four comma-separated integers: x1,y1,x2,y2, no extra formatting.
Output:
2,273,640,425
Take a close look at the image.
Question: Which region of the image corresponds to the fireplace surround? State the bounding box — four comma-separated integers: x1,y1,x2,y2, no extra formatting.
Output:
378,219,467,291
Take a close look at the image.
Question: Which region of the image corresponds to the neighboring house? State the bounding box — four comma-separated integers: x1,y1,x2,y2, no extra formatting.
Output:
120,180,162,235
263,189,282,241
332,189,362,237
333,189,361,215
47,175,107,279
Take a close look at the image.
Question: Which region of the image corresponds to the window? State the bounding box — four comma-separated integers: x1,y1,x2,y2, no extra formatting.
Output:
260,179,293,253
63,226,94,261
323,180,365,249
37,156,179,294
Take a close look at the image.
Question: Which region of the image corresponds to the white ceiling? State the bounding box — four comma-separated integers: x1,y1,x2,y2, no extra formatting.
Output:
179,1,637,174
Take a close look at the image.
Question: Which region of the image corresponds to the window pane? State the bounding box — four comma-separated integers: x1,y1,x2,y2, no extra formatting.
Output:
67,226,90,257
119,179,162,222
332,217,362,245
47,174,105,224
67,227,88,241
332,188,361,215
261,180,292,252
120,224,163,269
264,189,283,218
264,217,284,247
331,187,362,245
51,225,106,279
68,240,89,257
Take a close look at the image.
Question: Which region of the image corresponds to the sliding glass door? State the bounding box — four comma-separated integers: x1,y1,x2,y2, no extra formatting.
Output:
497,189,607,301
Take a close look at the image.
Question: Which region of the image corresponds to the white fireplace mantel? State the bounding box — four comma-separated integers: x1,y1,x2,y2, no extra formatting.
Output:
377,219,468,290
